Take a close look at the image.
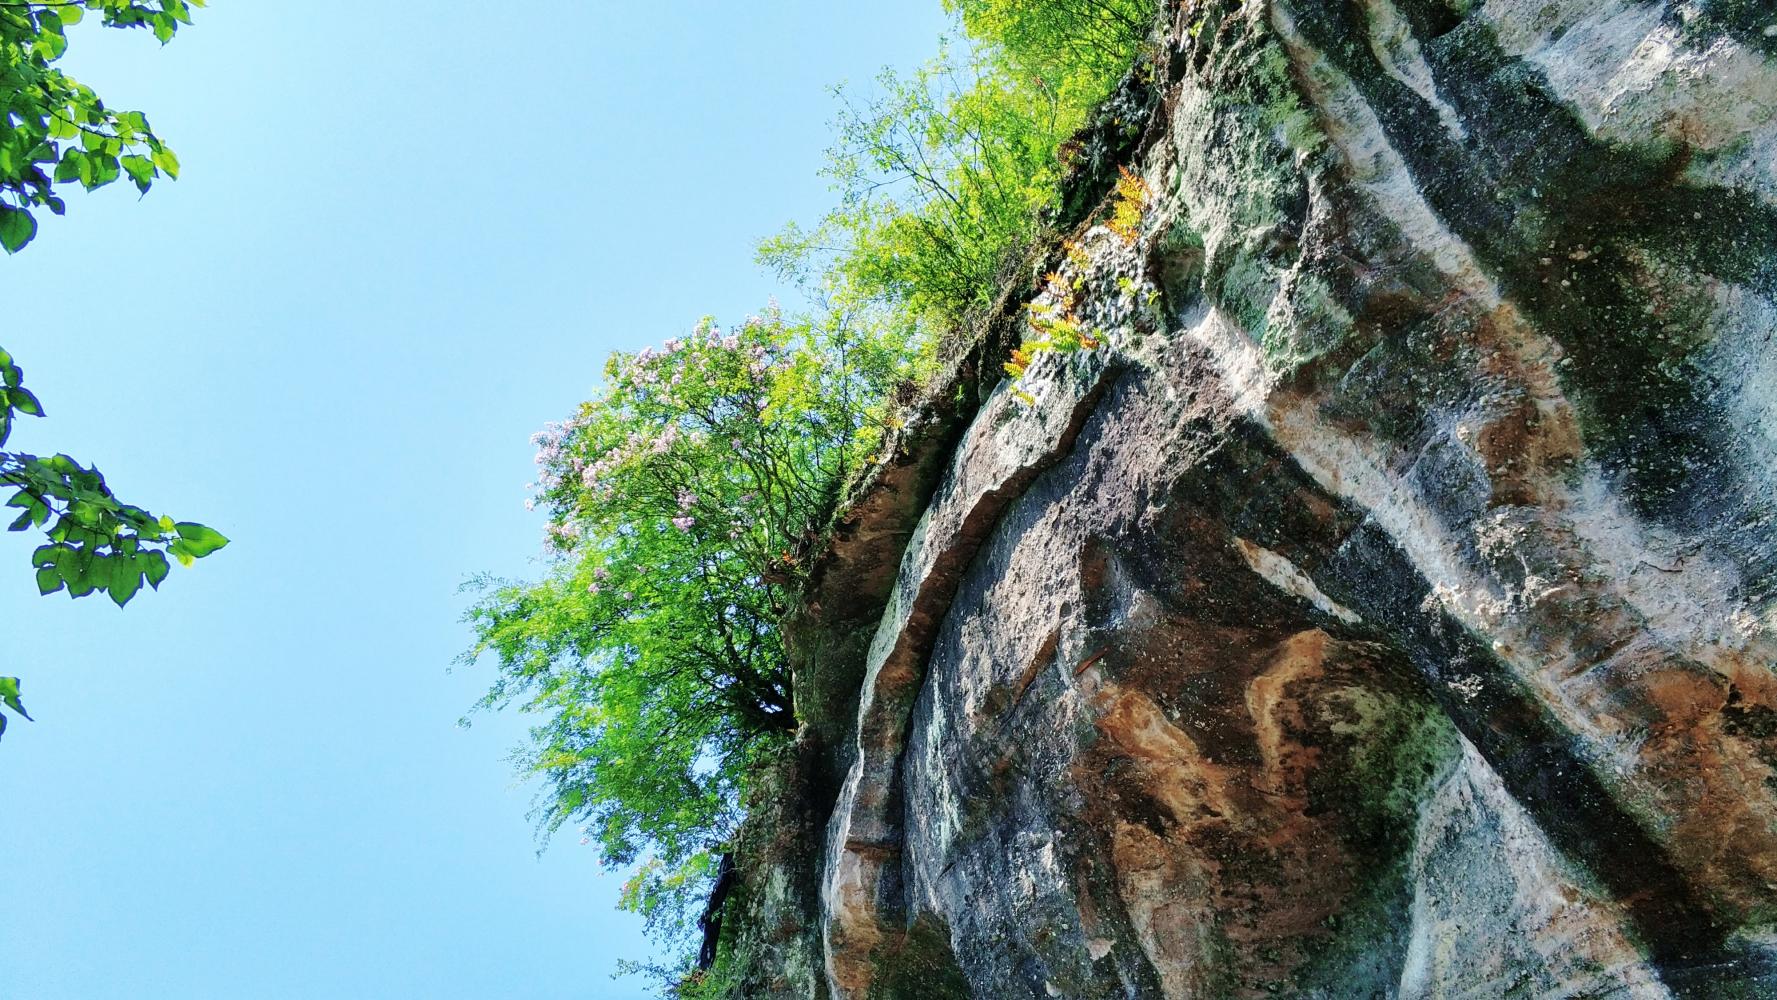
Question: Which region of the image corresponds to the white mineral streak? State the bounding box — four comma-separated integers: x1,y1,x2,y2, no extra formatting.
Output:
1396,740,1673,998
1359,0,1469,143
1245,0,1773,753
1233,537,1363,623
1481,0,1777,207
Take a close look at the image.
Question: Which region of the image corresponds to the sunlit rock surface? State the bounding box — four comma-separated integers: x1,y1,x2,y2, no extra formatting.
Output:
719,1,1777,996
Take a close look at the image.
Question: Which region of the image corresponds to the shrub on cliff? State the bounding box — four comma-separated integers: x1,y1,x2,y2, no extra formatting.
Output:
760,0,1156,328
460,305,909,960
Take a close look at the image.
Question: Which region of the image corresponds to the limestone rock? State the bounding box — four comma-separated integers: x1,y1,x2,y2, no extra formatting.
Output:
723,1,1777,996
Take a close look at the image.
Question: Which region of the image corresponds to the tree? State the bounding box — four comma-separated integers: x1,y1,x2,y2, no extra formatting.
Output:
760,48,1071,326
759,0,1154,329
945,0,1154,109
0,0,222,741
462,305,910,979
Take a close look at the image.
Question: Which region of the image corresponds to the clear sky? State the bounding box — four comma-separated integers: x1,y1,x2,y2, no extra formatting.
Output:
0,3,949,997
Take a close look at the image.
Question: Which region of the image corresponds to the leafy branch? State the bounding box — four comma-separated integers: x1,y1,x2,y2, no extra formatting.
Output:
0,0,201,253
0,346,226,739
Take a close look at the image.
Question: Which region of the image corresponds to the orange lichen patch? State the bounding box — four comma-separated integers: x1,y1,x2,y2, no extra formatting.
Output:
1245,630,1333,799
1469,394,1583,507
1094,686,1237,825
1109,819,1224,998
1635,665,1730,729
1075,633,1431,992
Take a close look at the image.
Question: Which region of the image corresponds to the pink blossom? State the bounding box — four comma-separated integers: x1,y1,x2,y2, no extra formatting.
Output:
677,491,697,511
672,516,695,532
593,566,608,580
586,582,601,595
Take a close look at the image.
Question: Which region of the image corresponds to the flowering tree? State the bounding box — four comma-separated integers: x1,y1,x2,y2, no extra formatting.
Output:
461,305,908,969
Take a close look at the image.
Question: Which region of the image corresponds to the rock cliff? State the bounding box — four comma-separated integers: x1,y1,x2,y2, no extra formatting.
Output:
716,1,1777,996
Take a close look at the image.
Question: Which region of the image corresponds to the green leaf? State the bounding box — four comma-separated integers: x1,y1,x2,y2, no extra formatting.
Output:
8,511,32,532
108,566,143,606
9,386,43,417
66,564,99,597
0,207,37,254
0,677,32,721
150,146,179,179
35,565,63,595
89,154,121,190
33,28,67,60
172,522,228,558
142,549,170,589
121,154,154,193
54,148,86,183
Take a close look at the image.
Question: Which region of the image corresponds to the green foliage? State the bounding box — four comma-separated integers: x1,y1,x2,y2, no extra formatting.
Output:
0,0,200,254
1105,164,1150,243
0,674,32,741
1001,266,1104,404
471,0,1158,985
462,307,909,977
761,49,1072,325
0,346,226,737
761,1,1153,328
946,0,1155,110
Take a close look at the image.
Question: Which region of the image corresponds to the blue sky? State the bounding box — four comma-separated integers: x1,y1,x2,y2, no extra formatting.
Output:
0,3,948,997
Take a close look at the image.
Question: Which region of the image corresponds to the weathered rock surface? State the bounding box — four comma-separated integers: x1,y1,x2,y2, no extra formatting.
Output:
719,1,1777,996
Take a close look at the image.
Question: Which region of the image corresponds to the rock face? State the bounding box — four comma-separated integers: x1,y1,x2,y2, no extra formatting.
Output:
719,1,1777,996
